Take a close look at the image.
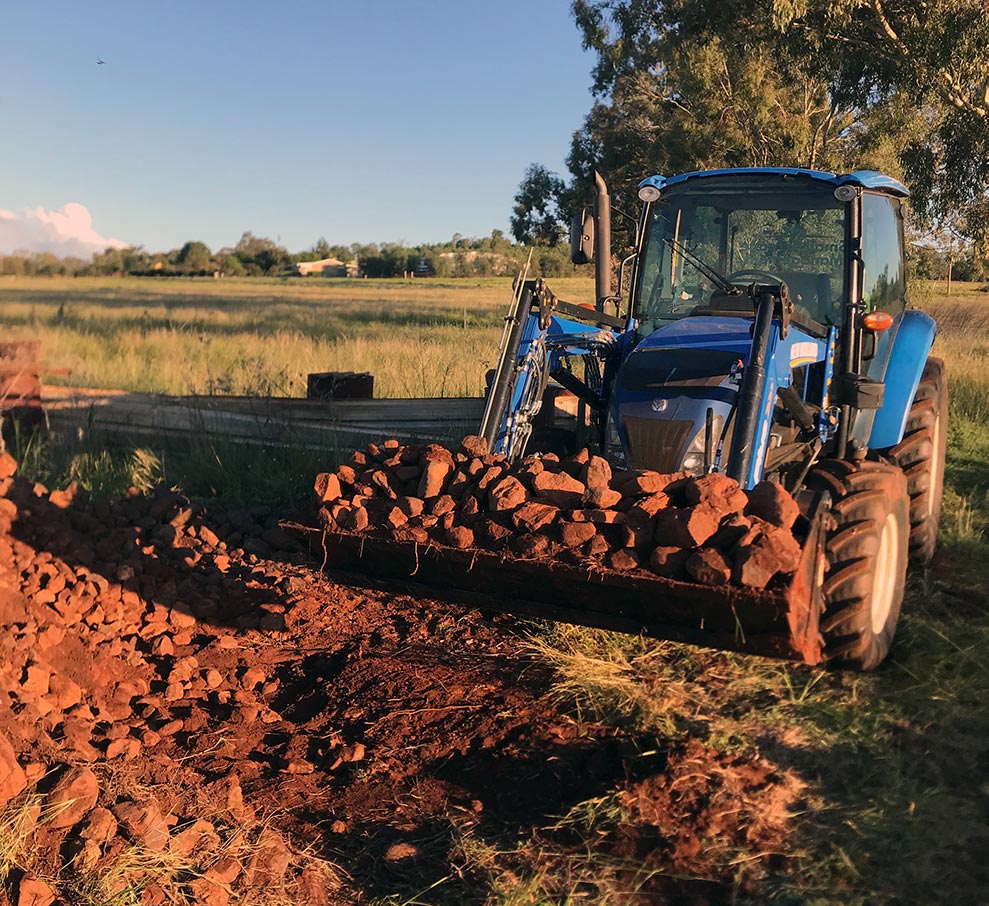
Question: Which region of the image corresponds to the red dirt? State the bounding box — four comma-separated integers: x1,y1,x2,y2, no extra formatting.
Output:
0,456,802,904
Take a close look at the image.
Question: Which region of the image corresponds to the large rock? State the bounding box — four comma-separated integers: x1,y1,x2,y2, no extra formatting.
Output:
313,472,342,503
47,767,100,828
745,480,801,529
683,474,748,513
16,877,56,906
0,451,18,480
532,470,585,509
685,547,732,585
444,526,474,549
244,827,293,886
489,476,528,512
607,549,640,572
0,735,27,810
560,522,597,548
512,502,558,533
79,807,118,844
618,470,684,497
581,455,612,490
582,486,622,509
654,505,720,548
417,459,453,499
113,800,170,850
649,546,690,580
460,435,488,458
732,523,803,588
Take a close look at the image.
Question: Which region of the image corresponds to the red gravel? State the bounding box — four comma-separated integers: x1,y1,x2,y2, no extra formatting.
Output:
0,454,802,904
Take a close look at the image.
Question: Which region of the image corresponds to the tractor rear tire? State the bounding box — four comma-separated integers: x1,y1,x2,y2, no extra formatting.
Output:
884,357,948,565
805,460,910,671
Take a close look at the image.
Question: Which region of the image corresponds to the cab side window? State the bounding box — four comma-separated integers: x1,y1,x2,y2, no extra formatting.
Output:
861,194,906,315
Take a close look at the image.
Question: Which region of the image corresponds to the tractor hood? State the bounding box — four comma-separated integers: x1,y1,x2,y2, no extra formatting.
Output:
634,315,756,355
605,315,826,479
605,316,753,474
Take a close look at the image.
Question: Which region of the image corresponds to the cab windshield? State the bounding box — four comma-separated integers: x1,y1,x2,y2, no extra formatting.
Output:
634,175,846,335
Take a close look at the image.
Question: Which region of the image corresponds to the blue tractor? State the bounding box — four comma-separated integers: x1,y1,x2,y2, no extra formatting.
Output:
479,168,947,670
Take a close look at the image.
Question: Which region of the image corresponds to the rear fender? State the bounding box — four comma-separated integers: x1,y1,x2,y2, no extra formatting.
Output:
867,309,936,449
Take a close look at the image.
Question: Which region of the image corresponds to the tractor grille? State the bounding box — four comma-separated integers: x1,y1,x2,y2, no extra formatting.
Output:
621,416,694,472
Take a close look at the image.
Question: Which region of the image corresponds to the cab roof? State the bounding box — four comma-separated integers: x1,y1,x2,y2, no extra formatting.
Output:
639,167,909,197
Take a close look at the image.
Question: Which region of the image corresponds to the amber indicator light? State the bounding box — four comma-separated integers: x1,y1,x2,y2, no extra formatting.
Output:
862,311,894,331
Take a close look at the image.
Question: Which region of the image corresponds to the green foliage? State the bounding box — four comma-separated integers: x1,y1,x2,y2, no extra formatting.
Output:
233,231,290,275
305,237,333,261
176,240,212,273
521,1,989,252
22,229,568,282
221,252,245,276
772,0,989,249
559,0,855,236
511,163,568,245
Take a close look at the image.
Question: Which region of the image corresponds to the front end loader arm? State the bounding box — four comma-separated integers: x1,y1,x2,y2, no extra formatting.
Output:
479,279,620,460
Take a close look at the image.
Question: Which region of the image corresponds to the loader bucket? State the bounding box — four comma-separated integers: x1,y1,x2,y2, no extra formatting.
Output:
286,491,828,665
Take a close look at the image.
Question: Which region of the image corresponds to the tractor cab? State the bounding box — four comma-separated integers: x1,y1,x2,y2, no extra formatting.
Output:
601,168,916,488
633,170,847,334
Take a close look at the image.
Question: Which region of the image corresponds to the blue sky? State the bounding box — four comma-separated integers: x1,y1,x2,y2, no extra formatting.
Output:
1,0,596,255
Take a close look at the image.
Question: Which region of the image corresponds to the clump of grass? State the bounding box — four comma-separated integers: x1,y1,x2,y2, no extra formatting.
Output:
0,793,45,885
939,487,985,545
0,790,74,886
160,438,335,507
9,427,334,508
6,429,165,498
68,845,199,906
63,447,165,496
65,811,345,906
524,623,706,738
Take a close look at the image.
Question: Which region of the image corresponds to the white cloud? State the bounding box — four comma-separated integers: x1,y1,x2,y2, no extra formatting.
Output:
0,203,128,258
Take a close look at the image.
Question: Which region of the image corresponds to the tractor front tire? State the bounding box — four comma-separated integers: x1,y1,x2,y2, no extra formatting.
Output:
884,357,948,565
806,460,910,671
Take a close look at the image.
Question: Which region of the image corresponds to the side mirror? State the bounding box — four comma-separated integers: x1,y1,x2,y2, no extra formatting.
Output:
570,209,594,265
861,330,877,360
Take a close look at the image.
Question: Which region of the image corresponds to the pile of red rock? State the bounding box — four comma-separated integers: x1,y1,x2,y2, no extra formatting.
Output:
313,437,804,590
0,451,336,905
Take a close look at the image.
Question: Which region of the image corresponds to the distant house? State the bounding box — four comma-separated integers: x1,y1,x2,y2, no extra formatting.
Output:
287,257,349,277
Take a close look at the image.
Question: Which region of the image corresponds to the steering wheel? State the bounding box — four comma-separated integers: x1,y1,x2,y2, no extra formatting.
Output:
726,269,787,286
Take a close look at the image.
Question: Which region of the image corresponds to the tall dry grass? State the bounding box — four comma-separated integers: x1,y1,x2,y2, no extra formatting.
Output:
0,276,596,399
915,288,989,423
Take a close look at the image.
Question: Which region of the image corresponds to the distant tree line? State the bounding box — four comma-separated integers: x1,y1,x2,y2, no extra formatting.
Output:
3,224,977,283
0,228,577,281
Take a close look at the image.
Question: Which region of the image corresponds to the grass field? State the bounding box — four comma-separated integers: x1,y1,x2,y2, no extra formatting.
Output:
0,275,590,400
2,275,987,902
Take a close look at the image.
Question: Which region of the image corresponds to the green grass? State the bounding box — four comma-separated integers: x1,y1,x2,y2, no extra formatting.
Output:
6,426,336,508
